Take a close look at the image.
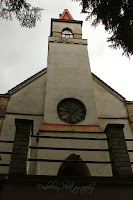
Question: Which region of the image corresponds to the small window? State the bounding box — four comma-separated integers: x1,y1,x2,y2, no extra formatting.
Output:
62,28,73,38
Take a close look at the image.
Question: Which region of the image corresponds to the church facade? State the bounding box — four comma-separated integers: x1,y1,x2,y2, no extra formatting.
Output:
0,9,133,200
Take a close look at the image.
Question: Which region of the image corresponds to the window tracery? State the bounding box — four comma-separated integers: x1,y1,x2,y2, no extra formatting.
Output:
62,28,73,38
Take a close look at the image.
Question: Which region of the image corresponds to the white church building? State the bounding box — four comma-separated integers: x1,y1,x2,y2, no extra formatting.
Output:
0,9,133,181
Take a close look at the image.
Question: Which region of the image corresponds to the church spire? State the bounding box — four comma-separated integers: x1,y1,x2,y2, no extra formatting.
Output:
59,9,74,20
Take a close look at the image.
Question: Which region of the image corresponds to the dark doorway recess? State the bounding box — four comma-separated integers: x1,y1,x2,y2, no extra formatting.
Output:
57,153,91,177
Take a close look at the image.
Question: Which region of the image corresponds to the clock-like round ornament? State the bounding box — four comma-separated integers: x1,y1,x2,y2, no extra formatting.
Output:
57,98,86,124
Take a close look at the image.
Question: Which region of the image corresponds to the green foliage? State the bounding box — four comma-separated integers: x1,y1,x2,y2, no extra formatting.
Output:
74,0,133,57
0,0,43,28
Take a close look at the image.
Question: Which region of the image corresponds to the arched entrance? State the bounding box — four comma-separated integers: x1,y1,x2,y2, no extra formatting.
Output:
57,154,91,177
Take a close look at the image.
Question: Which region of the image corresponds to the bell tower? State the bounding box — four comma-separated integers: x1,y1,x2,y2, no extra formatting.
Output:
37,10,106,176
43,9,100,127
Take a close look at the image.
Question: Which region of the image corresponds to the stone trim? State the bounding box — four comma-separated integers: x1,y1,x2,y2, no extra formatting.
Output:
126,103,133,132
0,96,9,133
105,124,132,176
49,36,87,45
39,124,104,133
9,119,33,175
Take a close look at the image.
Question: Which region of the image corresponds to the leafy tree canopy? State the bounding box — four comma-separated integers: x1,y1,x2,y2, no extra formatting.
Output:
0,0,43,28
74,0,133,57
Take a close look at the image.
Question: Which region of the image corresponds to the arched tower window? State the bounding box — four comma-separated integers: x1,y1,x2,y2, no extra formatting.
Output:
62,28,73,38
57,154,91,177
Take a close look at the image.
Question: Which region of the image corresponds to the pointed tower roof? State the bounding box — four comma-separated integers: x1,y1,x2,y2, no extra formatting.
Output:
59,9,74,20
50,9,83,35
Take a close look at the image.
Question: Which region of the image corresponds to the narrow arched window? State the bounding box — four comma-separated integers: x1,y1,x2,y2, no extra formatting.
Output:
62,28,73,38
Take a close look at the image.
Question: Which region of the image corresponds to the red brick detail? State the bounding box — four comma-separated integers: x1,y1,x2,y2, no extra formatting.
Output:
39,124,103,133
60,9,74,20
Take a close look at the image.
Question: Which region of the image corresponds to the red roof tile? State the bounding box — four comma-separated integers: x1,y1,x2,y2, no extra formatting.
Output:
60,9,74,20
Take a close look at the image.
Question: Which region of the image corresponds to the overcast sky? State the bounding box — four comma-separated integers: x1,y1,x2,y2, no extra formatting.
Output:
0,0,133,101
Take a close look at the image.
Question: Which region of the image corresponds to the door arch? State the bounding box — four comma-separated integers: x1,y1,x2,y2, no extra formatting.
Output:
57,154,91,177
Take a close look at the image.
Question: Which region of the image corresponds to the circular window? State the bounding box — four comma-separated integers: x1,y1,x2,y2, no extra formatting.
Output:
57,98,86,124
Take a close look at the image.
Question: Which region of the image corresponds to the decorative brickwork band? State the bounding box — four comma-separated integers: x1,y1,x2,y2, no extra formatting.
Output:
105,124,132,176
9,119,33,174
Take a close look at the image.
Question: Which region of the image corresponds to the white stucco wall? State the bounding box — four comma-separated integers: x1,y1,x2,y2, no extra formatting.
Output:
92,77,133,136
93,77,127,118
44,37,98,125
0,114,44,174
36,132,112,176
0,74,46,174
6,74,46,115
92,77,133,172
1,70,133,175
